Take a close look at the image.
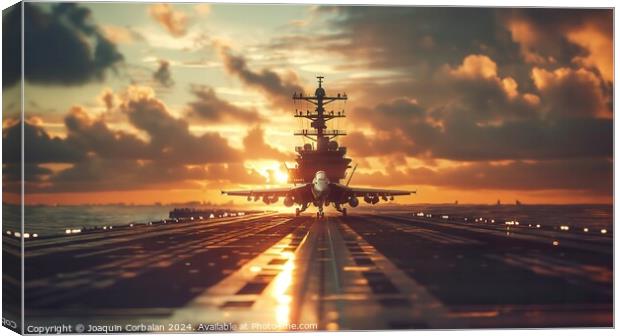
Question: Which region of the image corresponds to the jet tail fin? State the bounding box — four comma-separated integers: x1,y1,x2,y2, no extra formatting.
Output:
345,163,358,186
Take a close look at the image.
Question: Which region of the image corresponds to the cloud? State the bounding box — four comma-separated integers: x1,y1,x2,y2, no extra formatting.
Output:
8,5,612,202
148,4,189,37
567,24,613,82
204,163,266,186
3,120,82,190
344,99,612,162
5,81,297,194
5,85,271,193
531,67,610,117
9,3,124,86
441,54,541,117
449,54,499,80
98,89,118,110
316,7,509,72
3,163,54,195
186,85,263,123
342,132,408,158
120,86,240,164
101,25,144,44
503,8,612,81
218,45,304,110
2,4,21,89
311,16,610,183
242,126,288,160
351,158,611,195
270,7,612,200
152,60,174,87
26,160,267,194
3,120,82,165
37,158,199,193
194,4,211,15
64,106,150,160
311,7,611,91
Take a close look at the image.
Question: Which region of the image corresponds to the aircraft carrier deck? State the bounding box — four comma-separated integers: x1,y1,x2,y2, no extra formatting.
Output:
4,210,613,332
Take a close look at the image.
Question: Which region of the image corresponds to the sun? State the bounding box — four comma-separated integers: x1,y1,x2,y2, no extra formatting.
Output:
274,170,289,184
246,160,291,185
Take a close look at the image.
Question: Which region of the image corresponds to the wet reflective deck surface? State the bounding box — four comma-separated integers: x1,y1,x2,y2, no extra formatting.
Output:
11,212,612,331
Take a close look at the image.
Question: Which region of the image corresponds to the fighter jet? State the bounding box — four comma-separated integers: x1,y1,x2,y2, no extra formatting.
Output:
222,77,414,218
222,170,413,218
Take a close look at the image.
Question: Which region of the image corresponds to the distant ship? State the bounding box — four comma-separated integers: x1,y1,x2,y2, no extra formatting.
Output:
169,208,259,219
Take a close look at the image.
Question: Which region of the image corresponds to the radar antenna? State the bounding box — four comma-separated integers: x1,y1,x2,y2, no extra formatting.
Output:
293,76,347,151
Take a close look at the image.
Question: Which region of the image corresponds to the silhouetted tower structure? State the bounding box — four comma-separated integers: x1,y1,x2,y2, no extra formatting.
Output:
289,77,351,184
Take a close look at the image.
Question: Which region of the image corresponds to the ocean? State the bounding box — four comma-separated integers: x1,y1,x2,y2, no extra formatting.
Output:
406,204,613,231
1,203,613,238
4,204,170,237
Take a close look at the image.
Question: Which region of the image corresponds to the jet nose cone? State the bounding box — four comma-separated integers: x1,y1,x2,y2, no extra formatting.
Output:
313,181,329,197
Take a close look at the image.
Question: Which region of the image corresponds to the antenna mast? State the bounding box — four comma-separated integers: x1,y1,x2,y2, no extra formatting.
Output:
293,76,348,151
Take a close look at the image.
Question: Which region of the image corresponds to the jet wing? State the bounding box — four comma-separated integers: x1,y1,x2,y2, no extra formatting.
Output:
221,187,294,197
329,183,414,198
222,184,313,198
349,187,413,197
221,184,315,207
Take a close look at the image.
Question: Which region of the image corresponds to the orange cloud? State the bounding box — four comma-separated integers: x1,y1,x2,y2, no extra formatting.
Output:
505,11,612,82
122,85,156,102
506,19,549,64
98,88,117,110
101,25,140,44
522,93,540,106
449,55,522,101
567,24,613,82
148,4,188,37
501,77,518,99
450,54,498,79
531,67,609,117
532,67,601,92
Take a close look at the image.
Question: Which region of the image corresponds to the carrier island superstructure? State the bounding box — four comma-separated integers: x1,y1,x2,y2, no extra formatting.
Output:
289,76,351,185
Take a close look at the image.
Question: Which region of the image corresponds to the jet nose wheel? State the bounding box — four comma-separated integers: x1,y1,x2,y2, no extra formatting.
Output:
295,208,300,217
342,208,347,217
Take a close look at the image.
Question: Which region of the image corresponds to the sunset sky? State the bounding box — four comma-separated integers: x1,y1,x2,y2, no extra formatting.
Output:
2,3,613,205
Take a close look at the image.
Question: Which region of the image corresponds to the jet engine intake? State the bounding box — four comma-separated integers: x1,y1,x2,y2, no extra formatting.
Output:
371,194,380,204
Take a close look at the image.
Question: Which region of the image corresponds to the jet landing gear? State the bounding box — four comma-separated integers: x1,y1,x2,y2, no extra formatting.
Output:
295,203,309,217
316,206,325,219
335,204,347,217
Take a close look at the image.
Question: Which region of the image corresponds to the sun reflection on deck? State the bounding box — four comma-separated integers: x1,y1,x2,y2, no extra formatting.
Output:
272,250,295,327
